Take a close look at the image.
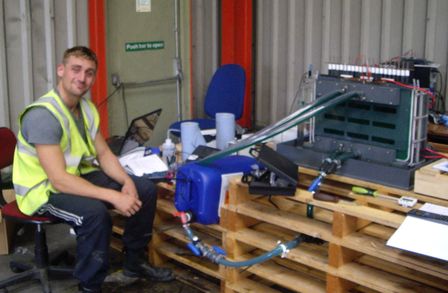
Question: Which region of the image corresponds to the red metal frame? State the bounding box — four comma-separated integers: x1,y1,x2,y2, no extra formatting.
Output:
221,0,253,128
88,0,109,137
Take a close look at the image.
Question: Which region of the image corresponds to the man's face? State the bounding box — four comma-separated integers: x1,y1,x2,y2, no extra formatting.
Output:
57,56,97,98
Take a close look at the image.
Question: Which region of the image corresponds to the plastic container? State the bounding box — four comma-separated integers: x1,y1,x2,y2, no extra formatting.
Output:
161,138,176,169
174,155,258,224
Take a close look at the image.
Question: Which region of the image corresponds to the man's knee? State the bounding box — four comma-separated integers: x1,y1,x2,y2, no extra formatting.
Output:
133,177,157,203
82,203,112,230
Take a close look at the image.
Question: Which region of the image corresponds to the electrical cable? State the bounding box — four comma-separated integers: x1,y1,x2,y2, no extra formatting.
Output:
424,147,448,159
238,265,253,274
95,84,122,109
381,78,436,107
122,85,130,126
288,72,308,114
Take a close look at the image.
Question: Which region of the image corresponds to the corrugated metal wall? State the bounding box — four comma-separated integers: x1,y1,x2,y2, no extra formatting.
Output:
0,0,88,132
254,0,448,127
190,0,219,119
191,0,448,128
257,0,448,126
3,0,448,132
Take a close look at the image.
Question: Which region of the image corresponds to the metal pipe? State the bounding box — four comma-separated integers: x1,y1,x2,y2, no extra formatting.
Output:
174,0,183,121
120,76,178,89
43,0,55,91
66,0,76,48
242,89,345,143
199,90,362,164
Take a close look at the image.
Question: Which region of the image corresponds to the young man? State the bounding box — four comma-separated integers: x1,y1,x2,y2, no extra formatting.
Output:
13,46,174,292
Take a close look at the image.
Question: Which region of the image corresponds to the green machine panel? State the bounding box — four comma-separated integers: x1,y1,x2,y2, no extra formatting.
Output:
277,75,429,189
314,76,413,161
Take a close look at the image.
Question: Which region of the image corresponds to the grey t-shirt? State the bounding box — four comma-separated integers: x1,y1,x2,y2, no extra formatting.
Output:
21,106,87,145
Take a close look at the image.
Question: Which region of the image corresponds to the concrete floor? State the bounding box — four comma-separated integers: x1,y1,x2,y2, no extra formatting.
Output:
0,224,219,293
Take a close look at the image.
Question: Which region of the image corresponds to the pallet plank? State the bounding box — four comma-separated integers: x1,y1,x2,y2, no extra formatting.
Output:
229,201,333,240
156,242,222,279
358,255,448,291
339,262,442,293
300,167,448,207
225,278,281,293
292,189,404,228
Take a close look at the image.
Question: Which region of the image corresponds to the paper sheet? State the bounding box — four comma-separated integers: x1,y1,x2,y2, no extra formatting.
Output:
432,160,448,173
420,203,448,216
218,173,243,217
386,203,448,261
119,149,168,176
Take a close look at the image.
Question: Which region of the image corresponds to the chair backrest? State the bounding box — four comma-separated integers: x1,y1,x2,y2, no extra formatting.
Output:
0,127,16,169
204,64,246,120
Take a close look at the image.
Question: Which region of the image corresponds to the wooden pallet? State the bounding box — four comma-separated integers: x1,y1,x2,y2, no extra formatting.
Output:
148,182,225,282
111,182,224,292
220,175,448,293
111,183,223,280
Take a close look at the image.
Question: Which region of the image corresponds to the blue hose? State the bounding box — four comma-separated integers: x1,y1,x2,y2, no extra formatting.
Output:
308,174,324,193
217,237,301,267
181,221,302,267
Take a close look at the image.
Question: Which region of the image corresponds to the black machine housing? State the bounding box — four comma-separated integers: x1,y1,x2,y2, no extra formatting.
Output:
278,75,429,190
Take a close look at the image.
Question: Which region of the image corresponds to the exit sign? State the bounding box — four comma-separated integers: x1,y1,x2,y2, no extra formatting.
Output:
125,41,164,52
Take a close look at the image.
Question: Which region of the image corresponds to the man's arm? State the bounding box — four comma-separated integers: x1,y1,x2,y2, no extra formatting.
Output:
93,132,139,199
36,144,141,216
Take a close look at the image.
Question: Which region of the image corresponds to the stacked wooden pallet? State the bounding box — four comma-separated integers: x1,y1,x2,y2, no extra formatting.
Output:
220,169,448,293
148,182,224,282
111,182,223,291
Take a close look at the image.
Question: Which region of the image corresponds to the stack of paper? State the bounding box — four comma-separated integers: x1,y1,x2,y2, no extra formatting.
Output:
119,148,168,176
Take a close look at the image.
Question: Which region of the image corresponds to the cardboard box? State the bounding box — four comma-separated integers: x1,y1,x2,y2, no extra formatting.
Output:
0,189,16,255
414,159,448,200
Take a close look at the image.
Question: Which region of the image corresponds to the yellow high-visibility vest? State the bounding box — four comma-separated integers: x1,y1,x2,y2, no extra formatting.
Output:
13,89,100,215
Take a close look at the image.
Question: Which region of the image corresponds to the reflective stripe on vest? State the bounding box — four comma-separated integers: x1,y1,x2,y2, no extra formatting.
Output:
80,99,98,139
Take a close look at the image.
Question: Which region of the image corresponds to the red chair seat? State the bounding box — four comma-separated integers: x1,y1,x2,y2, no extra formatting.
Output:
2,201,56,224
0,127,73,292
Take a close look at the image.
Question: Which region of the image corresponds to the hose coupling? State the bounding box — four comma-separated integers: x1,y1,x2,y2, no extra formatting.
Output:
277,241,290,258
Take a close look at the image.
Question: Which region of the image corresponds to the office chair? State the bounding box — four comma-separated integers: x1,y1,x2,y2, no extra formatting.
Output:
0,127,73,293
169,63,246,136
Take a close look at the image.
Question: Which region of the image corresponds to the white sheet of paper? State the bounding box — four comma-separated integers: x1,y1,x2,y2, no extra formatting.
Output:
387,204,448,261
218,173,242,217
201,129,217,136
119,149,168,176
432,160,448,172
420,203,448,216
119,147,145,165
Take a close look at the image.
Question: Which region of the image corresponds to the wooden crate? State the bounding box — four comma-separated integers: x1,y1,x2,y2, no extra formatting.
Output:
220,173,448,293
111,182,225,284
414,159,448,200
149,184,225,281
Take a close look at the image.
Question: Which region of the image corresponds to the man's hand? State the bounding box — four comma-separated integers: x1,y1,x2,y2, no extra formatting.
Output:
121,178,139,199
111,190,142,217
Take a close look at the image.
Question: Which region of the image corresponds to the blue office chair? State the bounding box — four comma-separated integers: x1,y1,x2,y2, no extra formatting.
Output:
169,64,246,136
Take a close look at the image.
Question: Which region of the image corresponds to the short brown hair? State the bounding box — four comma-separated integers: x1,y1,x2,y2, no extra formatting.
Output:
62,46,98,68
